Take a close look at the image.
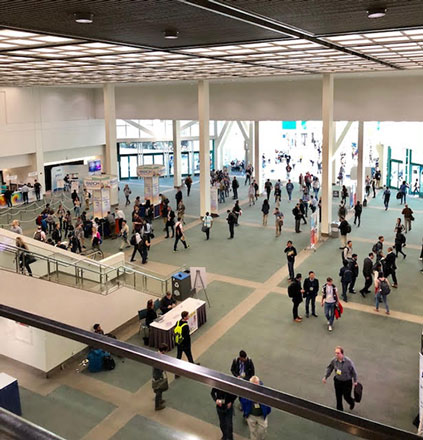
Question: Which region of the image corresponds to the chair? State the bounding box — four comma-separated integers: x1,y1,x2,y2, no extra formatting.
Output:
138,308,147,334
154,299,161,315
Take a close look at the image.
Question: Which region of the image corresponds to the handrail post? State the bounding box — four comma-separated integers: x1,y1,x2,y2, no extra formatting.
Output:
15,251,19,273
47,259,51,281
134,271,136,289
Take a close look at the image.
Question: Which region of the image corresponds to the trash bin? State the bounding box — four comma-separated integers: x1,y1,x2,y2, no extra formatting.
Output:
172,271,192,300
331,222,340,238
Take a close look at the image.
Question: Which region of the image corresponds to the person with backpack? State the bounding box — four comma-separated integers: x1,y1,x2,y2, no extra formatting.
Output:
261,199,270,226
232,176,239,200
372,236,384,262
226,209,237,239
339,217,351,249
33,226,46,242
394,231,406,258
288,273,304,322
231,350,255,381
401,204,414,233
353,201,362,227
174,217,189,252
202,211,213,240
339,260,353,302
165,206,176,238
174,311,199,377
375,274,391,314
342,241,353,264
152,343,169,411
321,278,339,332
383,186,391,211
383,247,398,288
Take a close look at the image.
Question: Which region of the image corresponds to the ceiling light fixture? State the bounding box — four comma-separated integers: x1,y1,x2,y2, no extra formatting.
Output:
163,29,179,39
367,7,387,19
74,12,94,24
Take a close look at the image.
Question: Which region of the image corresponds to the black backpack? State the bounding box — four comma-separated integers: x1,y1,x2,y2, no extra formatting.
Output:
379,280,391,296
103,355,116,370
130,235,137,246
346,223,352,233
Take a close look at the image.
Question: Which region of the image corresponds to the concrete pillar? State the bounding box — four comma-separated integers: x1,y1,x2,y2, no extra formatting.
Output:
375,143,386,186
198,80,211,215
172,120,182,187
33,88,45,195
321,74,334,235
356,121,365,202
254,121,262,192
248,121,254,166
103,84,118,176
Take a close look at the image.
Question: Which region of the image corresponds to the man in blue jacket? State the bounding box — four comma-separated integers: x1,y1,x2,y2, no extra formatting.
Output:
240,376,271,439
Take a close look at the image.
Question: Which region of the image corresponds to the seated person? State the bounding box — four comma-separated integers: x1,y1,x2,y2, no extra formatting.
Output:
146,299,157,327
93,323,116,339
160,291,176,315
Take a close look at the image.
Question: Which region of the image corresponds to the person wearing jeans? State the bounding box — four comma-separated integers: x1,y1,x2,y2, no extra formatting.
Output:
284,241,297,281
211,388,236,440
321,277,339,332
288,273,304,323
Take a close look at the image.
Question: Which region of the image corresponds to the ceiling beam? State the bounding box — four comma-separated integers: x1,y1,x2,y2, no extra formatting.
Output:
177,0,401,70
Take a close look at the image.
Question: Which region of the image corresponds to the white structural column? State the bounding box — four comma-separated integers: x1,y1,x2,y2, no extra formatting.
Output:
248,121,254,166
33,88,45,195
321,74,334,235
103,84,118,176
172,120,182,187
254,121,262,191
356,121,365,202
198,80,211,215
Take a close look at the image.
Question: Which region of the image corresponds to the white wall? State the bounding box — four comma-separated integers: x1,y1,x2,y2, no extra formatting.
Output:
104,71,423,122
0,270,153,373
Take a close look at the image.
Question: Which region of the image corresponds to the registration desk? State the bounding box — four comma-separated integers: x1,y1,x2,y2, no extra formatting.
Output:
149,297,206,349
0,189,39,208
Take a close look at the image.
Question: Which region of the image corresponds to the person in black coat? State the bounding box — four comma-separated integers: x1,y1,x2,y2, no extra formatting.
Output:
175,188,183,206
226,210,237,239
360,253,374,297
292,204,303,233
160,291,176,315
383,247,398,288
211,387,237,440
339,260,353,302
348,254,359,293
353,201,362,227
303,271,319,317
288,273,304,322
339,217,350,248
230,350,255,381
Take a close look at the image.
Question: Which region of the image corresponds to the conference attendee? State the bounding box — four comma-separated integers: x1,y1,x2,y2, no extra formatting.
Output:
372,236,384,262
394,231,407,258
359,253,374,297
177,200,186,225
286,179,294,201
175,187,183,207
322,346,358,412
226,209,237,239
16,236,33,276
384,247,398,288
114,206,125,232
230,350,255,381
165,206,176,238
34,179,41,201
202,212,213,240
56,203,66,231
292,203,302,233
339,217,351,249
175,311,199,369
284,240,297,281
3,186,12,207
119,219,130,250
288,273,304,323
123,184,131,206
375,273,391,314
261,199,270,226
174,217,189,252
21,183,29,204
10,220,22,235
146,299,157,327
383,186,391,210
52,223,62,244
353,201,362,227
264,179,272,201
339,260,353,303
211,387,236,440
273,207,284,237
184,175,193,196
398,180,409,204
160,291,176,315
321,277,339,332
240,376,272,440
401,204,414,233
303,271,319,318
232,176,239,200
152,343,169,411
342,240,353,263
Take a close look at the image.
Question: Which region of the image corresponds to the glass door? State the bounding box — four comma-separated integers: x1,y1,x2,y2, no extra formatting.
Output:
389,160,403,189
129,156,138,178
120,156,129,179
411,164,423,197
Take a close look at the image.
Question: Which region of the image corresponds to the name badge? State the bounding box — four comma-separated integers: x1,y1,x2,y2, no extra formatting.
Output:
254,403,260,409
310,287,313,291
336,369,342,375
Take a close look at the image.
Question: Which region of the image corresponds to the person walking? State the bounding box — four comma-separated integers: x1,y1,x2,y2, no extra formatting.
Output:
83,188,90,211
359,253,374,297
226,209,236,239
372,236,385,262
119,219,130,250
284,240,297,281
303,271,319,318
56,203,66,231
365,176,371,197
184,175,193,196
173,217,189,252
339,217,351,249
232,177,239,200
353,201,362,227
394,231,407,258
273,207,284,237
349,254,359,294
261,199,270,226
322,346,358,411
177,200,186,225
248,183,256,206
165,206,175,238
34,179,42,201
274,180,282,207
16,236,33,276
211,387,236,440
286,179,294,201
383,247,398,288
399,181,409,204
338,201,347,222
339,260,353,303
174,311,199,369
202,212,213,240
321,277,339,332
312,177,320,198
292,203,302,233
383,186,391,210
175,187,183,207
288,273,304,322
152,343,169,411
264,179,272,201
375,274,391,314
402,204,414,233
240,376,272,440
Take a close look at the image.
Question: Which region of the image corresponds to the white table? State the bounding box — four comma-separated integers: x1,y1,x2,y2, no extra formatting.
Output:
149,297,206,349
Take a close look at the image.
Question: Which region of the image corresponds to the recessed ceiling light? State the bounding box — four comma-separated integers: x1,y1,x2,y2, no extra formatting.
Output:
163,29,179,39
74,12,94,24
367,7,387,19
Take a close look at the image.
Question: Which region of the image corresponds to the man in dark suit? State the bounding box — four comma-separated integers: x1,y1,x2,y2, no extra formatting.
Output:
360,253,374,297
288,273,304,322
303,271,319,318
230,350,255,381
383,247,398,288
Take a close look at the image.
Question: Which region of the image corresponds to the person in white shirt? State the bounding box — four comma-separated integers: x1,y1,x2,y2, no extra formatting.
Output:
114,207,125,232
174,217,189,252
119,220,130,250
202,212,213,240
21,184,29,204
321,277,339,332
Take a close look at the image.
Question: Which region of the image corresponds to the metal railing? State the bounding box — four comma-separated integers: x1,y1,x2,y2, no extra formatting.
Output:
0,408,65,440
0,304,419,440
0,237,180,298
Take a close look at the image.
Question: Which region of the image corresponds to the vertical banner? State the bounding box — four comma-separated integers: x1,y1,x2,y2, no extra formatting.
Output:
152,176,160,205
101,188,110,217
210,185,218,215
310,211,319,249
92,189,103,219
349,184,355,209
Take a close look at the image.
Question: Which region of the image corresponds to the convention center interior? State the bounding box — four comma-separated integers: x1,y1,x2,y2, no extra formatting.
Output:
1,1,423,440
